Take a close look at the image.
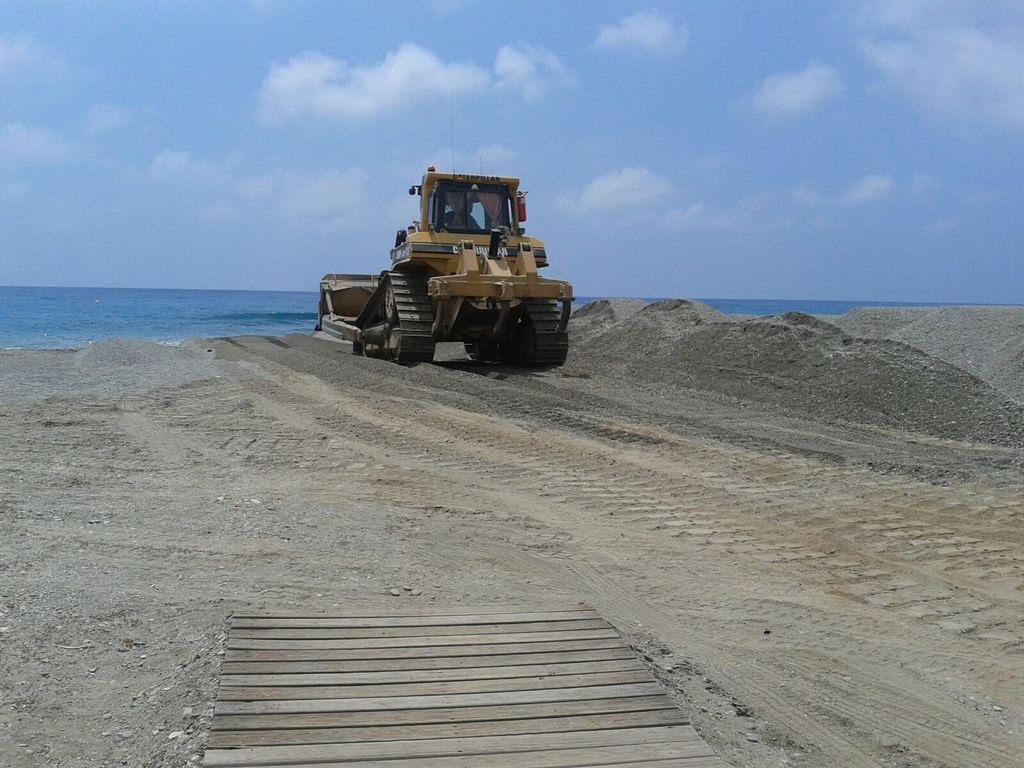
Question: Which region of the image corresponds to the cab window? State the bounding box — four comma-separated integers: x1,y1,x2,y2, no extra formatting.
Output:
432,183,511,233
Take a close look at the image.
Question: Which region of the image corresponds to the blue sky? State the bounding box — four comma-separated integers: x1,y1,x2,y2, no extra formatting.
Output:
0,1,1021,302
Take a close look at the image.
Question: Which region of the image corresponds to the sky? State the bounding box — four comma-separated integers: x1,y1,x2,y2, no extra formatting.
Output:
0,1,1022,302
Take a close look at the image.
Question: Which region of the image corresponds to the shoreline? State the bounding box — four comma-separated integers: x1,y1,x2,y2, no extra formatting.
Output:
3,288,1023,351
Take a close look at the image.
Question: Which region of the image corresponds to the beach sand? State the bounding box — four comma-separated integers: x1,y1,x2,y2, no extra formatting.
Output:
2,303,1023,767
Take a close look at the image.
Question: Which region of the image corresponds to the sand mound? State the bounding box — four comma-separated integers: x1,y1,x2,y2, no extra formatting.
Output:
571,298,728,349
570,299,649,345
572,300,1024,446
633,297,731,327
829,306,1024,403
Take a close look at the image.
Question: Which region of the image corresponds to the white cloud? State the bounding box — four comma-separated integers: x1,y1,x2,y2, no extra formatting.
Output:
149,150,226,182
0,123,72,163
495,44,573,101
662,202,734,230
0,34,59,79
203,200,243,223
474,143,517,170
279,168,369,230
143,150,369,232
260,42,572,122
791,183,824,207
85,104,131,135
841,174,895,204
752,63,843,116
560,166,672,216
237,174,276,200
149,150,196,177
259,44,490,122
593,10,688,58
859,2,1024,128
794,174,896,207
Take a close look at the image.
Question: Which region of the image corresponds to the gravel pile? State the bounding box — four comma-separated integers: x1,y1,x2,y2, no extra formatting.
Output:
570,299,649,345
828,306,1024,403
571,300,1024,446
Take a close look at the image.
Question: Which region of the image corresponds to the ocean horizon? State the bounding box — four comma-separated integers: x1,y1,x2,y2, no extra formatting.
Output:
1,284,1019,350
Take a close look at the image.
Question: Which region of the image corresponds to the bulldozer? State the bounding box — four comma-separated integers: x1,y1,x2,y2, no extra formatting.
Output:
316,168,573,365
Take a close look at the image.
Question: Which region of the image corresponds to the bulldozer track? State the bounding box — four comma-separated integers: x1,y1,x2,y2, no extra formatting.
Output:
358,271,435,364
386,271,436,364
524,299,569,366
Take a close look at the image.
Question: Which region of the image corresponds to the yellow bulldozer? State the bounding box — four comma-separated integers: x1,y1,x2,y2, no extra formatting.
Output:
316,168,573,365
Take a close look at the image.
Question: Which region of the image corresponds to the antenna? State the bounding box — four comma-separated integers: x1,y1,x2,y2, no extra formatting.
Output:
450,91,455,172
480,155,483,174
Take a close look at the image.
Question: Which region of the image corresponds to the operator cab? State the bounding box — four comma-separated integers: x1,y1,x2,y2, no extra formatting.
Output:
430,182,512,234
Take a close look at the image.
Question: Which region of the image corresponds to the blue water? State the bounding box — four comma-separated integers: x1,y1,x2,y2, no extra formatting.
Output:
0,286,318,349
0,285,1015,349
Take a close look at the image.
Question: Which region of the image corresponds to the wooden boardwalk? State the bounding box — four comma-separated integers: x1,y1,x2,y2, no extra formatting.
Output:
204,607,729,767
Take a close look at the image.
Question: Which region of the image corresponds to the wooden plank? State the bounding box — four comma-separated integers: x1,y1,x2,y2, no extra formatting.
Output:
220,659,645,687
228,618,610,639
217,670,653,701
224,638,625,663
228,629,618,651
211,695,678,731
202,725,699,766
237,741,717,768
205,607,729,768
207,708,688,748
230,607,595,620
214,682,667,715
231,610,600,628
220,647,635,674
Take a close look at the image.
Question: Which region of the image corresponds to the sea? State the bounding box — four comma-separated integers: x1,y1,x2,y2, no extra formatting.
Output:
0,285,1011,350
